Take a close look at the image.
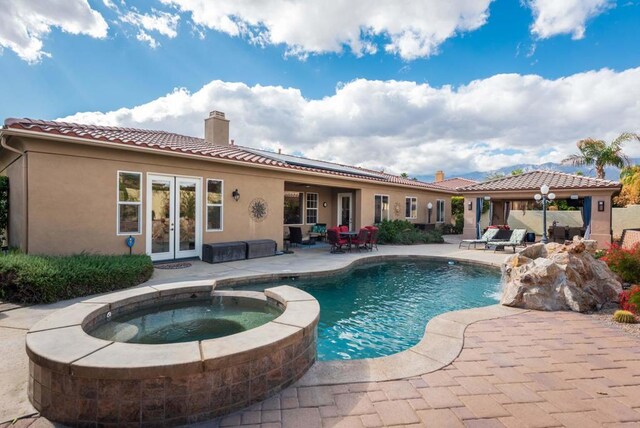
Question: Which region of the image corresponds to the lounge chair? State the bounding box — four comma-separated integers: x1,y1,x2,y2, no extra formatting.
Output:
459,228,500,249
487,228,527,253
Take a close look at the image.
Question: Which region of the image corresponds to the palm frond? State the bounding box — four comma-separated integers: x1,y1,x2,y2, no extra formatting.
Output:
562,154,587,166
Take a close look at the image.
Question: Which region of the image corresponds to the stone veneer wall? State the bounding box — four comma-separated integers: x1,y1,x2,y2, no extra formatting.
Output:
26,285,319,427
28,329,316,426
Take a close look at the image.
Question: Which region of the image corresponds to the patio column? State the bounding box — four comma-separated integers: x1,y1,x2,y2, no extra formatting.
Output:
462,197,477,239
590,194,614,248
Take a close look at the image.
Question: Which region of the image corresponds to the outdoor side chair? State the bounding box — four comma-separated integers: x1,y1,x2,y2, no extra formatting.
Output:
327,227,349,253
365,225,379,251
350,228,370,252
459,227,499,249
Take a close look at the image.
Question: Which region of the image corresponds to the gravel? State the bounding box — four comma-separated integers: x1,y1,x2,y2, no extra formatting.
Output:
587,303,640,338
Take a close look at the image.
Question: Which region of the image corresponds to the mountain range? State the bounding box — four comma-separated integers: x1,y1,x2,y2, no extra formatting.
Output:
419,159,640,183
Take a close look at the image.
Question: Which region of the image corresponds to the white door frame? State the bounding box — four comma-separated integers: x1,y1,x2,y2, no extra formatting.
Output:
337,192,353,230
146,174,202,261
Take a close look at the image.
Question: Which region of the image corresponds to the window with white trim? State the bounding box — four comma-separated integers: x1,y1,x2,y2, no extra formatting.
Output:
306,193,318,224
206,179,223,231
436,199,445,223
405,196,417,219
117,171,142,234
374,195,390,223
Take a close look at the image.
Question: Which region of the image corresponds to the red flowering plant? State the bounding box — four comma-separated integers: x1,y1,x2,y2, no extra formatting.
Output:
601,242,640,313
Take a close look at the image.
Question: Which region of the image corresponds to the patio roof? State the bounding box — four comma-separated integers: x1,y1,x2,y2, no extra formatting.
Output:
2,118,452,193
431,177,478,191
459,170,621,193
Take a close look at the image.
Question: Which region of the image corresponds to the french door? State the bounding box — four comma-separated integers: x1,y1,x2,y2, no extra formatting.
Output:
146,174,202,261
337,193,353,230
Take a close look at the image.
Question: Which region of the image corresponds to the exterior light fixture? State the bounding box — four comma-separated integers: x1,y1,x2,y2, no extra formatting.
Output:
232,189,240,201
468,201,473,211
598,200,605,212
427,202,433,223
322,202,328,208
534,184,556,244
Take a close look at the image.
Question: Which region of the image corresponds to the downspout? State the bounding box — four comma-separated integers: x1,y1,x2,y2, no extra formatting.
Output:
0,134,27,252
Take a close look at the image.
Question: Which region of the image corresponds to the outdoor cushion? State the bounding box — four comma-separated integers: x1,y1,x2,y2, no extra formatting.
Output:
459,228,499,249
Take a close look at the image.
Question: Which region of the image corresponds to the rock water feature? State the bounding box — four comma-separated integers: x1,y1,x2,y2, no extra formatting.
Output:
501,239,622,312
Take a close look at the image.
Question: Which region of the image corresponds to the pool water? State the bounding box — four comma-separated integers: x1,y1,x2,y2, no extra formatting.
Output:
89,299,281,344
238,260,501,360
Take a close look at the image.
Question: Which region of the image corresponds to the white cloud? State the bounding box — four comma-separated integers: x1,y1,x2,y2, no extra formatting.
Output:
59,67,640,176
120,8,180,39
527,0,613,39
159,0,493,60
0,0,108,63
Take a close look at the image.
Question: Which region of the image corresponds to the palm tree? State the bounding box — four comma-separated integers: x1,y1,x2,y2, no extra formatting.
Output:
562,133,638,179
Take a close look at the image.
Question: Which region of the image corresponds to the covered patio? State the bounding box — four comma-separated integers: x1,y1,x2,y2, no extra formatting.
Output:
459,171,622,248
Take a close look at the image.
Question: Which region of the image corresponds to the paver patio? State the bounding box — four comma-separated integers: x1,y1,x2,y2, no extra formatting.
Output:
1,237,639,427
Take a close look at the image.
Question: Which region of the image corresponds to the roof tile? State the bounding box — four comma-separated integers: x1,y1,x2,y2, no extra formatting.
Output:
459,170,620,192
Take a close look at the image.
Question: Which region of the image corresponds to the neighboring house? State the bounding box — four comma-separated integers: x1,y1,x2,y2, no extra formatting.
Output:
430,172,478,192
0,112,455,261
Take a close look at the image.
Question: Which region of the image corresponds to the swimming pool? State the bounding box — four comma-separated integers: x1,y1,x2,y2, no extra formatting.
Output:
234,259,501,360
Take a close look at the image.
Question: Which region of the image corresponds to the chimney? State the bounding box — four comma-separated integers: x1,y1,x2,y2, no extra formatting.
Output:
435,170,445,182
204,111,230,145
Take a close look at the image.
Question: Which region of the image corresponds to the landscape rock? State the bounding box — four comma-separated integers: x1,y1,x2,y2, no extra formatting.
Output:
501,240,622,312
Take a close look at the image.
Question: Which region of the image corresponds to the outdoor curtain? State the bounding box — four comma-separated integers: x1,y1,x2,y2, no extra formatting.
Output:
504,201,511,225
476,198,483,239
582,197,592,239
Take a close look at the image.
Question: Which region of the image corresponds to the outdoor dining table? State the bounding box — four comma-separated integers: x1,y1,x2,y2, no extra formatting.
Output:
339,231,358,251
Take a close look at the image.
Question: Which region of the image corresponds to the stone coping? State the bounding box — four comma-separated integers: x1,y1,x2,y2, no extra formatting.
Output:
214,254,502,289
214,254,525,386
26,282,320,380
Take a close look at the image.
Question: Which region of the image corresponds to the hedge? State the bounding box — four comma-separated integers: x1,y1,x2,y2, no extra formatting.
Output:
376,220,444,245
0,253,154,304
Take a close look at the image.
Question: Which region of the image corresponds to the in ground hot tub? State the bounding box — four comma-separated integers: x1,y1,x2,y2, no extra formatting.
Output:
26,281,319,426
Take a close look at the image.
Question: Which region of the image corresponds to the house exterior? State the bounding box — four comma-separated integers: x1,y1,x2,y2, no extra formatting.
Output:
0,112,455,261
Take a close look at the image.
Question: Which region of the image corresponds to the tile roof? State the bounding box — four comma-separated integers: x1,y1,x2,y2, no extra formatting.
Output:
3,118,451,192
459,170,620,192
431,177,478,190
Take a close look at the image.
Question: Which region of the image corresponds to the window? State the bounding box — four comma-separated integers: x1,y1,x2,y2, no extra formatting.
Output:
405,197,417,219
306,193,318,224
436,199,445,223
374,195,390,223
117,171,141,234
284,192,304,224
206,179,223,231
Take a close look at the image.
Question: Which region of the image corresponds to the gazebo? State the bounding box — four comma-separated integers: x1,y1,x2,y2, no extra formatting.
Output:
459,170,622,248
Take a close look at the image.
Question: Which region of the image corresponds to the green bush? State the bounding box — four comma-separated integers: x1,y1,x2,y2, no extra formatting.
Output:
0,252,154,304
376,220,444,245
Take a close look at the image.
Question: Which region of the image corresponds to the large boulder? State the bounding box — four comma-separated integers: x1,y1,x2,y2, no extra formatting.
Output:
501,240,622,312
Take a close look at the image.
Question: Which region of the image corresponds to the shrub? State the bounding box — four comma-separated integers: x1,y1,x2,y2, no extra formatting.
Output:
0,252,153,304
376,220,444,245
619,285,640,314
601,243,640,284
613,310,637,324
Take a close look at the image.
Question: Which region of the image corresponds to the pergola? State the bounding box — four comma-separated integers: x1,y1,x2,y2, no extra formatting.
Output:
459,170,622,248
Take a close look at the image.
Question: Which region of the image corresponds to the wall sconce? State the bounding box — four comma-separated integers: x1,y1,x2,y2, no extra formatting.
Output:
232,189,240,202
598,200,605,212
322,202,328,208
467,201,473,211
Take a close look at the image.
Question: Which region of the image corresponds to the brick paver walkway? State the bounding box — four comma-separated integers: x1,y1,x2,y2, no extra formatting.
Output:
211,310,640,427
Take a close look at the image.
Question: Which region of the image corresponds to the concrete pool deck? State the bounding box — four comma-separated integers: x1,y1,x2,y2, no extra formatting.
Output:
2,236,640,427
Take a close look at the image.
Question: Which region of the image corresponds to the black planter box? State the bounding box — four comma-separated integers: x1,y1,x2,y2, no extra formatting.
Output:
202,241,246,264
245,239,277,259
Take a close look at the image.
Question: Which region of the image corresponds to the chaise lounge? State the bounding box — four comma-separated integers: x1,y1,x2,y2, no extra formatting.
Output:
486,228,527,252
459,228,500,249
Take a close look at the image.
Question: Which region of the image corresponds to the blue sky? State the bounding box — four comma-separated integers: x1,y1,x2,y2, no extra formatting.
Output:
1,0,639,176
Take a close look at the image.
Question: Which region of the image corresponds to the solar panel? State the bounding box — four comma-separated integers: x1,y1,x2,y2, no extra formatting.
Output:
245,148,386,179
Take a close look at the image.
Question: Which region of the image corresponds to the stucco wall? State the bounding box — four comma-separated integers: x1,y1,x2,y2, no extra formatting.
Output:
15,136,453,257
613,205,640,239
